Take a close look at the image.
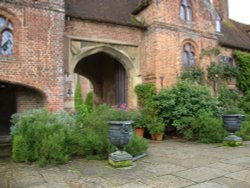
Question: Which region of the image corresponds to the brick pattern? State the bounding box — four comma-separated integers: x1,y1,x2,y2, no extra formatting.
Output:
0,1,65,111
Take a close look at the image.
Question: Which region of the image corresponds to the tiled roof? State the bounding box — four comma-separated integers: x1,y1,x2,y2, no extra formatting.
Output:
65,0,144,27
219,19,250,51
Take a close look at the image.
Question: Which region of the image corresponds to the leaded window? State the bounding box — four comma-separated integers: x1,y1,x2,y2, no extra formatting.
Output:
0,16,13,55
180,0,192,21
183,43,195,66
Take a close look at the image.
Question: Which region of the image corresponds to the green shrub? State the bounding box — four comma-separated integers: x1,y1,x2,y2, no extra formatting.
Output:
12,135,28,163
11,109,75,166
180,65,205,84
74,81,89,117
239,91,250,114
174,111,226,143
234,50,250,92
218,85,241,109
125,134,148,157
155,81,220,125
85,91,93,111
236,114,250,141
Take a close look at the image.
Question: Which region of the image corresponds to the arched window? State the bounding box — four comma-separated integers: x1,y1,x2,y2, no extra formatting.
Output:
180,0,192,21
183,43,195,66
0,16,13,55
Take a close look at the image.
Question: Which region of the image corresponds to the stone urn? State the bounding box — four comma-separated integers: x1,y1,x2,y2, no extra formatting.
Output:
222,114,245,146
108,121,133,167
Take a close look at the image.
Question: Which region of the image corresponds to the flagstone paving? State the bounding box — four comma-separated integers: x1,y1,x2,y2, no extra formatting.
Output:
1,140,250,188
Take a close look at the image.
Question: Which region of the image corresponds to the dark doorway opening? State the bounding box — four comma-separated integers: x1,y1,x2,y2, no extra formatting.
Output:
75,52,128,106
0,84,16,137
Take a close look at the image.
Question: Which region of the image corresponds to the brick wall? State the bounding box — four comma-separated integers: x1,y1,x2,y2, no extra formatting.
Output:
0,1,65,111
138,0,219,90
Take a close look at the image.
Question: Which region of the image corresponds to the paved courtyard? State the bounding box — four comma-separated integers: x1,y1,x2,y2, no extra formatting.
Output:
1,140,250,188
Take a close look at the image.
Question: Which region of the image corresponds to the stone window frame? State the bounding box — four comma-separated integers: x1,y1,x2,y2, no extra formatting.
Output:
180,0,193,21
0,15,14,55
182,42,196,67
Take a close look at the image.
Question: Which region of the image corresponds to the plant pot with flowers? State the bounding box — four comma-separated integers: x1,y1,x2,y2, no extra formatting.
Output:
222,107,245,146
148,117,166,141
105,103,138,167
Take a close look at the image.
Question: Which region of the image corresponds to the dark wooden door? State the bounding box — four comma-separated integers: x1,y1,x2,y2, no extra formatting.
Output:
115,63,127,105
0,87,16,136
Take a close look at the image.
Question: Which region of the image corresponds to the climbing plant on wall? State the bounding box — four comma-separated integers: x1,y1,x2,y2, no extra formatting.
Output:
234,50,250,92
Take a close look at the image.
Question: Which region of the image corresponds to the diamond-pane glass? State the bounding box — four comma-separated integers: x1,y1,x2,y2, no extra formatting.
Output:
1,30,13,55
0,16,6,29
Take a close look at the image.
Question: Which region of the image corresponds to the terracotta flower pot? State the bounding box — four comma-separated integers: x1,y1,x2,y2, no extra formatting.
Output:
155,133,164,141
135,128,145,138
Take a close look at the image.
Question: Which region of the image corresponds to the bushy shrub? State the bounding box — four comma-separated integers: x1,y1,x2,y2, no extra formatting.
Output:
236,114,250,141
234,50,250,92
125,134,148,157
174,111,227,143
218,85,241,109
85,91,93,111
239,91,250,114
11,109,75,166
11,105,149,166
180,66,205,84
155,81,220,125
12,135,28,163
74,81,89,118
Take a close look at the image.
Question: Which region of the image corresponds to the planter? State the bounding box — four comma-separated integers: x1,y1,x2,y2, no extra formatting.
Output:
222,114,245,146
151,133,164,141
108,121,133,167
135,128,145,138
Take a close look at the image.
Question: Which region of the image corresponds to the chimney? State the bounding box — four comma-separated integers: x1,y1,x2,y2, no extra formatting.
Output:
212,0,228,20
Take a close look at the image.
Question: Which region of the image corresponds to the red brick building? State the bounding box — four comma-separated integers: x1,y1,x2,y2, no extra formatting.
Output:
0,0,250,140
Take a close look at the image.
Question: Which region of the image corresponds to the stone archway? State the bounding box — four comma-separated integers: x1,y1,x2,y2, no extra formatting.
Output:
74,52,128,105
70,45,136,107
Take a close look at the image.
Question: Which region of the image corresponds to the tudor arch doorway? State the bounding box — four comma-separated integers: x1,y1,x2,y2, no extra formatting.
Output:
74,52,128,105
0,81,46,143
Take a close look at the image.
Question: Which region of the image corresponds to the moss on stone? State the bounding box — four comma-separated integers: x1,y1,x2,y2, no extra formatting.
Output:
108,159,133,168
223,140,242,147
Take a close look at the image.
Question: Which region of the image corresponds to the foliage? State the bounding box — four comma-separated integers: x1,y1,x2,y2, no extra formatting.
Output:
218,85,241,110
70,104,148,159
11,109,75,166
234,50,250,92
200,47,221,58
134,83,157,107
11,105,149,166
180,65,205,84
239,91,250,114
134,83,159,131
74,81,89,118
207,62,238,82
147,117,165,134
155,81,219,125
12,135,28,163
236,114,250,141
174,111,227,143
85,91,93,112
102,103,139,121
125,134,148,157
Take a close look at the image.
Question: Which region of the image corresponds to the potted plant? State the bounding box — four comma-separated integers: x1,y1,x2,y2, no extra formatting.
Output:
105,104,138,167
222,107,245,146
148,117,166,141
133,114,149,138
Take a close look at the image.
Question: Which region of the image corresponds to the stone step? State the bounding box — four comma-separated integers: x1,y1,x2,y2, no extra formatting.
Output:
0,144,11,158
0,136,12,158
